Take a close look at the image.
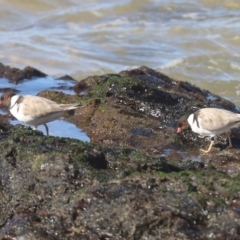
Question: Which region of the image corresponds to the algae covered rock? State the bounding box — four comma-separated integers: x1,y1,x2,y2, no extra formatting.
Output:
1,64,240,239
0,125,240,239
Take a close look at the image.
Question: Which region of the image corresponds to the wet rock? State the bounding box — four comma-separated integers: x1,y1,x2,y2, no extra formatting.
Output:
57,74,77,82
0,63,47,84
68,66,240,158
0,64,240,239
0,125,240,240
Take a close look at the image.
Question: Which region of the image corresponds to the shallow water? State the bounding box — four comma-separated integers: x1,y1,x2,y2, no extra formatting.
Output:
10,119,90,141
0,0,240,106
0,76,74,95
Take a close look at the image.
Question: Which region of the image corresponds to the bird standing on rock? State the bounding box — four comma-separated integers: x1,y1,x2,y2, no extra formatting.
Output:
0,92,81,136
177,108,240,153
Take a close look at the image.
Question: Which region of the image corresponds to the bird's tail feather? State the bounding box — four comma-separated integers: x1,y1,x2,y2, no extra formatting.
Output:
61,103,82,110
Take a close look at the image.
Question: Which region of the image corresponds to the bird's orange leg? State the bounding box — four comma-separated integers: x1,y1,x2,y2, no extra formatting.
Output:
200,139,214,154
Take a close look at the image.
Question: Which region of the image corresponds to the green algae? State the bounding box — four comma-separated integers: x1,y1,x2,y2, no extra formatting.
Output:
89,75,144,99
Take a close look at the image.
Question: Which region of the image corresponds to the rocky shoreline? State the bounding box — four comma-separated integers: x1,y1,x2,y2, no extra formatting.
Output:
0,63,240,239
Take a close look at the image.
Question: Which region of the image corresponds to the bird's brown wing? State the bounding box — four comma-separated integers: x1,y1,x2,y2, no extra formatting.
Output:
197,108,240,131
20,95,65,118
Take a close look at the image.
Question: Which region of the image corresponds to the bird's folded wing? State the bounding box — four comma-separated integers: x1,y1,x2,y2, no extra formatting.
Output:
21,95,64,118
198,109,240,131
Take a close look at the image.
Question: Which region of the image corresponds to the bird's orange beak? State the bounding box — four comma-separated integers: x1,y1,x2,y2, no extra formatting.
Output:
0,101,2,105
177,127,182,133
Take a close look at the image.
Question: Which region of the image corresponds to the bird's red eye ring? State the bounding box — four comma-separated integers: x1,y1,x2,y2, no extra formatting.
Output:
179,121,184,127
3,96,8,101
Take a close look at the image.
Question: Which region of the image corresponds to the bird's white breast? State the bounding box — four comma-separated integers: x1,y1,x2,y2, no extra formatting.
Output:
187,113,214,137
10,95,34,124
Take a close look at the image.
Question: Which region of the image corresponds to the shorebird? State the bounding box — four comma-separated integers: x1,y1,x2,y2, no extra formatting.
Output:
177,108,240,153
0,92,81,135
